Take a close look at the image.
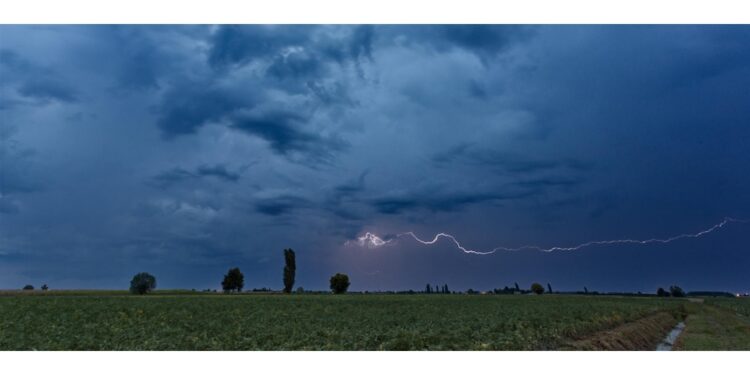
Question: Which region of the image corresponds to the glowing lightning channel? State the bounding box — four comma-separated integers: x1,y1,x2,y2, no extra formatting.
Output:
350,217,749,255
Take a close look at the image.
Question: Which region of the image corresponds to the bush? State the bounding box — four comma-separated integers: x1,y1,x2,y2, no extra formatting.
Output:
669,285,685,298
222,267,244,293
531,283,544,295
130,272,156,295
329,273,350,294
22,285,34,291
657,287,671,297
41,284,49,291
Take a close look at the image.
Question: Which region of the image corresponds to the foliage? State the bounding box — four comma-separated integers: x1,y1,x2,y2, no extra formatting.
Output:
41,284,49,291
129,273,156,295
0,293,687,350
221,268,244,293
283,249,296,293
657,287,671,297
531,283,545,295
669,285,685,298
22,285,34,291
329,273,350,294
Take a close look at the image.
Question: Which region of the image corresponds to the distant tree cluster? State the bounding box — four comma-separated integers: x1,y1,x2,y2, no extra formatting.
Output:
656,285,686,298
130,272,156,295
330,273,350,294
20,283,50,291
424,283,450,294
531,283,545,295
222,267,245,293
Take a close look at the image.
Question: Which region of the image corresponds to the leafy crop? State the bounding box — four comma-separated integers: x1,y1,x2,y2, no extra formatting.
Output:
0,293,685,350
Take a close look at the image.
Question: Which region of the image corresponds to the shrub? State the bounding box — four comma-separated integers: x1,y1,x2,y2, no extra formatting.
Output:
283,248,296,293
130,272,156,295
22,285,34,291
656,287,670,297
531,283,544,295
329,273,350,294
669,285,685,298
222,267,244,293
41,284,49,291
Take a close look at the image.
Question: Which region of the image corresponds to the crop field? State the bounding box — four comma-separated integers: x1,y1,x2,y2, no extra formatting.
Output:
0,292,690,350
675,300,750,350
704,297,750,317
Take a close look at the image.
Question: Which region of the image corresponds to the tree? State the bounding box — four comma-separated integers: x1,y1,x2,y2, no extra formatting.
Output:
531,283,544,295
130,272,156,295
41,284,49,291
330,273,350,294
296,286,304,293
584,286,589,294
670,285,685,298
657,287,670,297
547,283,553,294
222,267,244,293
514,282,520,292
22,284,34,291
443,284,450,294
283,248,296,293
425,284,432,294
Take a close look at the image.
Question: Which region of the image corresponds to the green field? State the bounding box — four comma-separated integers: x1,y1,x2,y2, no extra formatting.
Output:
674,298,750,350
0,292,693,350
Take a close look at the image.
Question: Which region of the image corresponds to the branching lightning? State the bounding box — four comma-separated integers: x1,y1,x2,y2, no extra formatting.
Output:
349,217,748,255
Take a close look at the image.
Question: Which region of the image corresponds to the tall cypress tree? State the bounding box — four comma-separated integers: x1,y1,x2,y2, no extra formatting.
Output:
283,248,296,293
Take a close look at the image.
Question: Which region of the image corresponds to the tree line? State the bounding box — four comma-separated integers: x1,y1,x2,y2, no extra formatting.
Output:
128,248,352,295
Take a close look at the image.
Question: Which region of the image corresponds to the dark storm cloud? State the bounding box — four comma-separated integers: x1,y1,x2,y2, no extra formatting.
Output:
254,195,311,216
150,164,242,188
435,25,531,56
156,82,246,137
334,170,368,197
0,48,77,104
209,25,374,76
18,79,77,102
370,188,536,215
432,144,590,174
2,25,749,292
0,142,39,195
208,25,313,69
383,25,533,63
231,110,346,159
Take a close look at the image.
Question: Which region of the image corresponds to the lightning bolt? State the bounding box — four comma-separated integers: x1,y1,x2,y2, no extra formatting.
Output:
350,217,748,255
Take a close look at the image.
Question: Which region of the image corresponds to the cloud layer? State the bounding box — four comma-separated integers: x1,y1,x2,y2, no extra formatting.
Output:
1,25,749,291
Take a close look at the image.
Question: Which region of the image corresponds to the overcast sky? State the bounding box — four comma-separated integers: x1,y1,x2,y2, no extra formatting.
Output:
1,25,749,292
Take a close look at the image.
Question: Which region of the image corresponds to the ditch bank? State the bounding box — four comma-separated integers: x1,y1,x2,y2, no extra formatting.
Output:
564,311,683,350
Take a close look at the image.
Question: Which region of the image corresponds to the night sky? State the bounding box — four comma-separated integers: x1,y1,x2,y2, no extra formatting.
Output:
1,25,749,292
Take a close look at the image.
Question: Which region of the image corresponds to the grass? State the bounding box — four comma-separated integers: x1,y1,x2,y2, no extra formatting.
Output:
703,297,750,317
675,299,750,350
0,292,687,350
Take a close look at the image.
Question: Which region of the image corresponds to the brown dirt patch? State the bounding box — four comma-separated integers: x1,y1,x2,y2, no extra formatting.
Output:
564,312,680,350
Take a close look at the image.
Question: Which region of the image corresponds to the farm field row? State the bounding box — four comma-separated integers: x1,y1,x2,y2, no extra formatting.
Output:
0,293,688,350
